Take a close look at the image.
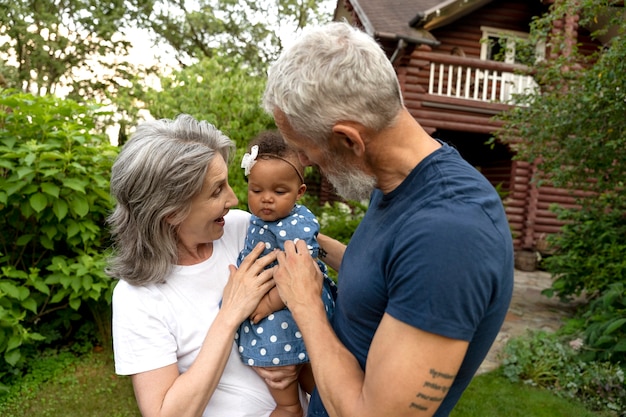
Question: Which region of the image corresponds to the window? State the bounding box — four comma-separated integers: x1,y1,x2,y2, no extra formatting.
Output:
480,26,545,66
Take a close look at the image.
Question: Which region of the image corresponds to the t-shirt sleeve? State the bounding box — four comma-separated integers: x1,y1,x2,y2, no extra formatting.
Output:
385,212,496,341
112,281,178,375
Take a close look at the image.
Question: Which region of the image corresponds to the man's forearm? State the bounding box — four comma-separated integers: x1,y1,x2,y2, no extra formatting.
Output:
290,299,364,417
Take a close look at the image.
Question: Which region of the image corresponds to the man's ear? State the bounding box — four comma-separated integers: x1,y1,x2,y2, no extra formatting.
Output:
331,122,366,157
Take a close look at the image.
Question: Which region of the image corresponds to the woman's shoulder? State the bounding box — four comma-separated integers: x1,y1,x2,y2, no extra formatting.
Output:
112,279,165,314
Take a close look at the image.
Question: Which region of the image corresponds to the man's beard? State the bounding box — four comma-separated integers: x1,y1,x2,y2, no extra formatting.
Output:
325,163,376,202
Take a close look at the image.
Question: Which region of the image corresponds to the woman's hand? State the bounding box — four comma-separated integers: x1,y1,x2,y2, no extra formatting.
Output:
220,242,277,326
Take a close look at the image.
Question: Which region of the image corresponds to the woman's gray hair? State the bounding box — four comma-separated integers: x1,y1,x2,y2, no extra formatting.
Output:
263,21,404,145
106,114,235,285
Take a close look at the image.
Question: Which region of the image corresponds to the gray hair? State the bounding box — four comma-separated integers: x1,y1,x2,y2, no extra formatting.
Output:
263,21,404,145
106,114,235,285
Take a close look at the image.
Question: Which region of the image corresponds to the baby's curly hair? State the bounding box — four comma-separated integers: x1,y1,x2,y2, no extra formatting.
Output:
248,130,305,180
249,130,290,156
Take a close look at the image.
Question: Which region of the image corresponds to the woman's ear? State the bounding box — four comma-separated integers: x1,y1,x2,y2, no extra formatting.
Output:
165,211,179,225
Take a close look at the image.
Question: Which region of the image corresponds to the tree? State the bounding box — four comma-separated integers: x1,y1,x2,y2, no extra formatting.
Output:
495,0,626,364
0,0,155,101
141,0,334,72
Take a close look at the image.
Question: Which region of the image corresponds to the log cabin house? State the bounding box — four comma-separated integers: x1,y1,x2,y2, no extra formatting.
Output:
325,0,610,269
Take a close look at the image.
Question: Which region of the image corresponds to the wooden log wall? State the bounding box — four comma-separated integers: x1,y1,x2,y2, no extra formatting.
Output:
506,160,581,252
504,160,530,249
429,0,547,58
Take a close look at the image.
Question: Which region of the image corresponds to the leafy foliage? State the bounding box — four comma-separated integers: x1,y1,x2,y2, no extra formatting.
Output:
581,283,626,365
542,196,626,301
0,90,117,378
0,0,154,100
316,201,367,245
142,0,333,72
501,330,625,415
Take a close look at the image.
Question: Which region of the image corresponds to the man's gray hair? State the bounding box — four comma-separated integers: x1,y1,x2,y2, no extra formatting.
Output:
263,21,404,145
106,114,234,285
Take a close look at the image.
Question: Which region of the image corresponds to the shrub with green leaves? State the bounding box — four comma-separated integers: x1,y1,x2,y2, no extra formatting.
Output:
501,330,625,415
580,283,626,365
316,201,367,245
0,90,117,378
543,194,626,302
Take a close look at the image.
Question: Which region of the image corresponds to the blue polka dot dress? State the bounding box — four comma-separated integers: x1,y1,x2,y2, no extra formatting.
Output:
236,204,336,367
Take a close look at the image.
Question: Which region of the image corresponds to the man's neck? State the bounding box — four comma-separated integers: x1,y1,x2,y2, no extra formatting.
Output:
367,109,441,194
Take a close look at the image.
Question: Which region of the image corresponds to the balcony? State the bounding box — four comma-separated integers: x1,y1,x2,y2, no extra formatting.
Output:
403,51,539,134
411,51,538,107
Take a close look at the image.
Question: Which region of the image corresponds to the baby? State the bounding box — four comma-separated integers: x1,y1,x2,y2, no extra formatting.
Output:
236,130,336,417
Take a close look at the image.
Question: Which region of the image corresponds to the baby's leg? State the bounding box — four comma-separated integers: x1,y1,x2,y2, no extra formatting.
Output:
259,367,303,417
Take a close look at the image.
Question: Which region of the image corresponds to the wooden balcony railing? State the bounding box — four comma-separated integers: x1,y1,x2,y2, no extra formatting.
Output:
413,51,538,105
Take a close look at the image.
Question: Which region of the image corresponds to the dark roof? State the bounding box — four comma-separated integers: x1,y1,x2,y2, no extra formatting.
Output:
335,0,495,45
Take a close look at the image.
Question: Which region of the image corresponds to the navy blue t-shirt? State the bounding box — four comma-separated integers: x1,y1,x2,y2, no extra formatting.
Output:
308,142,514,416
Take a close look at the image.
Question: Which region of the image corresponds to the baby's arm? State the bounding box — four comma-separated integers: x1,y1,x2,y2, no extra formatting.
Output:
250,286,285,324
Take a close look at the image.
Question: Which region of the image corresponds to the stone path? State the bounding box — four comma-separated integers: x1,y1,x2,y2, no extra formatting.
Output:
477,269,581,374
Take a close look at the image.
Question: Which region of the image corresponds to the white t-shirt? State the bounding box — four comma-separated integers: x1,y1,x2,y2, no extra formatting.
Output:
112,209,278,417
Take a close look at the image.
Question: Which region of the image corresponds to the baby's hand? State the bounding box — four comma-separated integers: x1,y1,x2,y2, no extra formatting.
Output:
250,296,274,323
250,286,286,323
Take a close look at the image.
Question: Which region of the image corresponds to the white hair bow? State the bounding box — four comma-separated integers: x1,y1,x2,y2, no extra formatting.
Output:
241,145,259,176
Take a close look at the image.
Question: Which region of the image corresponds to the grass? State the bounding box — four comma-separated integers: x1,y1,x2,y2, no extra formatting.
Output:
0,347,615,417
451,372,615,417
0,347,140,417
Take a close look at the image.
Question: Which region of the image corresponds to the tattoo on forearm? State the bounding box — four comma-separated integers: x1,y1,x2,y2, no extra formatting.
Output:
429,369,455,380
408,368,456,412
409,403,428,411
423,381,449,393
416,392,444,402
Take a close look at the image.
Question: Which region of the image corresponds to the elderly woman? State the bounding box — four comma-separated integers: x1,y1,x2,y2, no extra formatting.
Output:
107,114,300,417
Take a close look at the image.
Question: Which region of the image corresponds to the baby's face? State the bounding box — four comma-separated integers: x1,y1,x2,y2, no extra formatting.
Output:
247,158,305,222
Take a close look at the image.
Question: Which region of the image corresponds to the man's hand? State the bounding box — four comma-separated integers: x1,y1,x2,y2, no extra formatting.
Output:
274,239,324,315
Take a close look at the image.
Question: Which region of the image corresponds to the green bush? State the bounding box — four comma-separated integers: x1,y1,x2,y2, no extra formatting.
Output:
0,90,117,380
581,283,626,365
543,194,626,302
501,330,625,415
316,201,367,245
540,193,626,367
